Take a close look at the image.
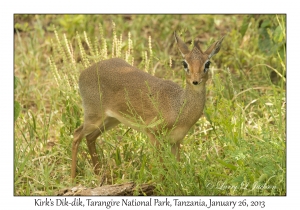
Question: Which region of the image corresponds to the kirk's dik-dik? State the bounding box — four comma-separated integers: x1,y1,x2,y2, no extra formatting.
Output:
71,32,224,179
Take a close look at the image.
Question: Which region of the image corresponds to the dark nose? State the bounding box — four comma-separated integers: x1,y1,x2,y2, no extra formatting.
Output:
193,81,199,85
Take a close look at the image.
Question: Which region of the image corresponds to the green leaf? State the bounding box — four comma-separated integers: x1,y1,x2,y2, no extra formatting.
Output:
240,16,250,37
115,148,121,166
231,175,244,184
273,26,284,43
210,172,229,178
217,159,238,171
237,159,244,166
258,28,272,55
261,19,271,28
14,101,21,121
139,155,146,179
14,22,29,32
259,174,268,182
14,76,19,89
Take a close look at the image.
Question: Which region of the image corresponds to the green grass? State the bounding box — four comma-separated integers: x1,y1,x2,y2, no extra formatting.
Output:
14,14,286,195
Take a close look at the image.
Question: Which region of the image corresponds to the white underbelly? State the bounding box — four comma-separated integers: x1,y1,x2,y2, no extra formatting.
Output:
106,109,189,144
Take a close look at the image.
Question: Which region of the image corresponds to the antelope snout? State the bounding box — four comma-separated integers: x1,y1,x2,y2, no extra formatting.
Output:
192,79,203,85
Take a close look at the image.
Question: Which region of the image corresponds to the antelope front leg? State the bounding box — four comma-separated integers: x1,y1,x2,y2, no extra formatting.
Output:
171,142,181,161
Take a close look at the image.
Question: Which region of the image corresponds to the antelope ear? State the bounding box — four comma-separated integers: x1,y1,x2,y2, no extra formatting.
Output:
205,35,225,59
174,31,190,57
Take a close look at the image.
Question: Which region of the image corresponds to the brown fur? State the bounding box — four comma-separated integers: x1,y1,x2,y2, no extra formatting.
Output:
71,32,224,180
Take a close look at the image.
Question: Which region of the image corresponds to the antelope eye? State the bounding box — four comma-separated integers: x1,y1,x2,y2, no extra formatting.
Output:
205,61,211,69
182,60,189,73
182,61,188,69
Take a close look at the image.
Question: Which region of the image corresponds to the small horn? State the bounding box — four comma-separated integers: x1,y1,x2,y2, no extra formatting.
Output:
194,40,203,54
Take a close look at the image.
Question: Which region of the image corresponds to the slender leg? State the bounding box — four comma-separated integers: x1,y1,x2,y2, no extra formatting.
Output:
147,132,181,162
86,129,102,175
147,133,159,147
147,132,165,163
71,125,84,181
85,117,120,176
71,121,102,181
171,142,181,161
